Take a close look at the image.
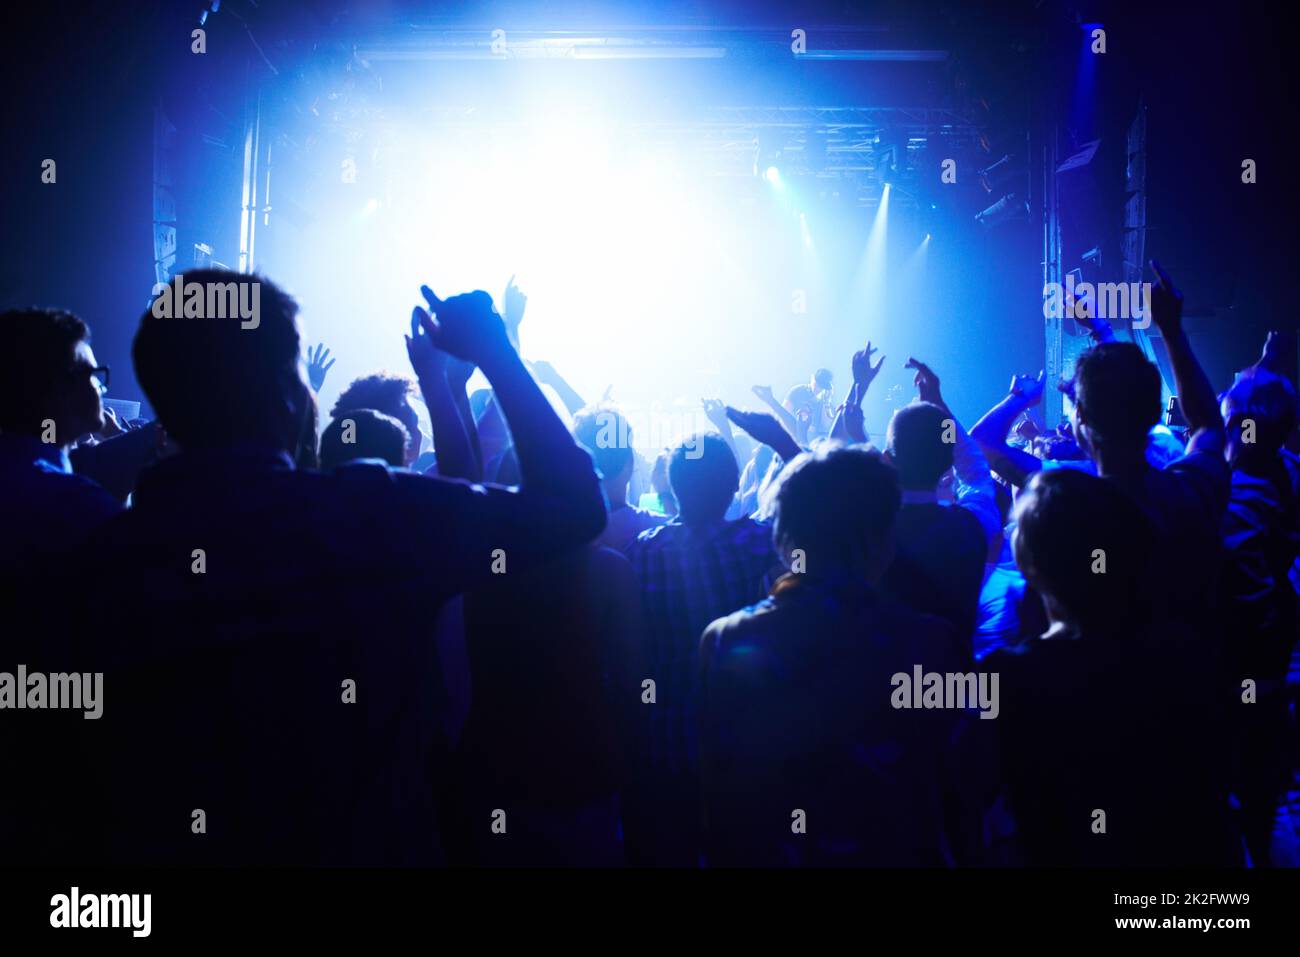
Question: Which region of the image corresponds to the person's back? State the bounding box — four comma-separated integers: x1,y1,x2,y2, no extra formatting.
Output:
30,273,605,866
701,575,962,866
450,545,642,865
700,445,964,865
67,456,461,864
987,468,1237,866
887,501,987,654
990,633,1235,866
622,433,778,864
626,511,778,771
882,399,990,655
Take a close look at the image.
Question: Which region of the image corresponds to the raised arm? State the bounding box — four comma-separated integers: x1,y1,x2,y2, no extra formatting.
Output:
751,384,801,440
725,406,803,463
407,308,481,481
1149,261,1224,457
529,360,588,416
416,285,605,538
970,372,1047,488
905,359,1002,548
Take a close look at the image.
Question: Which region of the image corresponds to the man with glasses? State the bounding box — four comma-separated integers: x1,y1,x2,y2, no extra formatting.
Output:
0,308,122,573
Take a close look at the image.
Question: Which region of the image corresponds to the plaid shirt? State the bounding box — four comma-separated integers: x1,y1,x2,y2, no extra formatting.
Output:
625,517,780,773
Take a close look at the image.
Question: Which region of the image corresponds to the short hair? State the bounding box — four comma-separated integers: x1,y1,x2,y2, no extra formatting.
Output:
331,373,415,424
668,432,739,522
1072,342,1162,456
813,368,834,389
772,444,900,568
319,408,410,470
133,270,301,447
1222,367,1297,456
0,308,90,432
1012,468,1154,632
571,403,634,481
886,401,955,488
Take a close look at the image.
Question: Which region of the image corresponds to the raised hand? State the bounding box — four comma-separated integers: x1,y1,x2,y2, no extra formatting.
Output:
851,341,886,390
503,274,527,341
418,286,513,366
1148,259,1183,338
701,397,730,432
305,343,336,392
98,405,127,439
726,406,800,459
1009,370,1046,405
904,358,943,406
405,307,449,385
1256,329,1295,376
752,384,777,405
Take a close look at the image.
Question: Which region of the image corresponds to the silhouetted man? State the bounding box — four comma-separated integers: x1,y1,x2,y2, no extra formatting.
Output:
623,432,780,864
0,308,121,573
37,272,604,866
700,446,964,865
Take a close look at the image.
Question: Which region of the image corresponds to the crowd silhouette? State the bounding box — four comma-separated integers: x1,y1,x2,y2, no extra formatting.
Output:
1,262,1297,867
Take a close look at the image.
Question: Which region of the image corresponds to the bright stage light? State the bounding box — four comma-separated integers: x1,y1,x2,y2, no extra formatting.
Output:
764,165,781,184
272,110,819,450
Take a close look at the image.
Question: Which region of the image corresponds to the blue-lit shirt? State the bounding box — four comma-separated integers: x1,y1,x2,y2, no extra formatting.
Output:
0,433,122,573
699,573,963,865
625,516,781,773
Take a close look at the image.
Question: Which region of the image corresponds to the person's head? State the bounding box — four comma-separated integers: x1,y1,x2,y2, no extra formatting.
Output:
812,368,834,394
771,444,900,581
571,403,634,504
668,432,738,523
1068,342,1162,469
886,400,954,490
1220,366,1297,467
0,308,105,444
134,270,307,453
332,373,420,466
319,408,411,470
1012,468,1154,634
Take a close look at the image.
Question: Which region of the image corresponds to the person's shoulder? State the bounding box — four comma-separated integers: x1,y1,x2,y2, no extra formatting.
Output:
45,468,124,521
701,595,781,654
330,459,477,499
587,543,635,580
728,515,773,538
881,600,964,660
927,501,986,549
628,518,677,550
1164,446,1229,484
623,506,667,534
